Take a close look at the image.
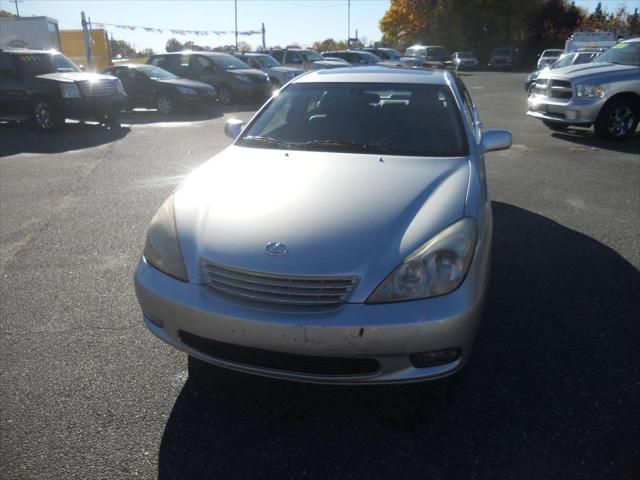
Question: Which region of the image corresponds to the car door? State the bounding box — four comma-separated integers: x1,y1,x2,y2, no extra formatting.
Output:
124,69,153,107
0,53,29,119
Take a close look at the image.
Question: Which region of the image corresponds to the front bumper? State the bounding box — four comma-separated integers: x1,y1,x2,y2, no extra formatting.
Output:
134,229,491,385
526,94,605,125
233,82,272,99
59,94,127,119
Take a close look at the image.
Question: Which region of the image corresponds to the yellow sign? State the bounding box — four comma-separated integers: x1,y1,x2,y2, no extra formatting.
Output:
60,29,111,71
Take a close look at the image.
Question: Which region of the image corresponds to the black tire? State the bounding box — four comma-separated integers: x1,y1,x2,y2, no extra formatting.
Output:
156,95,173,115
32,100,60,131
217,84,233,105
542,119,568,132
594,98,639,140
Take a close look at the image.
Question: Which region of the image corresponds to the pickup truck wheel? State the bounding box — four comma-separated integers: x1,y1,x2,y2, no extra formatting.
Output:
542,120,568,132
217,84,233,105
595,99,638,140
156,95,173,115
33,101,59,131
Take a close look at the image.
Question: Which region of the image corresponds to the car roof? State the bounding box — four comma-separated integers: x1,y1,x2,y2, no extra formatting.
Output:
154,51,230,56
2,48,61,54
236,52,269,56
292,66,451,85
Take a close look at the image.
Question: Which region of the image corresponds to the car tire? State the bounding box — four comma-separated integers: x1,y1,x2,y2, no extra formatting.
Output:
32,100,60,131
217,84,233,105
104,112,121,128
542,120,568,132
594,98,639,140
156,95,173,115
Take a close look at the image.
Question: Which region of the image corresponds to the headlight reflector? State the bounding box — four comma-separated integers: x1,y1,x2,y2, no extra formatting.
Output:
367,218,477,303
143,195,188,281
60,83,81,98
576,84,604,98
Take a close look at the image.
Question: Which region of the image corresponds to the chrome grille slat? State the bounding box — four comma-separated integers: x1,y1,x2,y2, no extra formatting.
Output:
203,261,358,307
532,79,573,100
77,80,117,97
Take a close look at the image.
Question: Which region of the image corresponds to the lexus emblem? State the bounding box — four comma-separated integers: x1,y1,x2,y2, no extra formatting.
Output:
265,242,288,256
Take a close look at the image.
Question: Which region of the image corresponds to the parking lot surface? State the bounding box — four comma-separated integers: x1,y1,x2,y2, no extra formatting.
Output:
1,72,639,479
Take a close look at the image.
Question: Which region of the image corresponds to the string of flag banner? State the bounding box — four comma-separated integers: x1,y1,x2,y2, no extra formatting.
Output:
92,22,262,36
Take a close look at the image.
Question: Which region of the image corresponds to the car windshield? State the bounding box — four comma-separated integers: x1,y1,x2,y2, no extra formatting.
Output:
299,51,323,62
254,55,281,68
237,82,467,157
457,52,474,58
427,47,450,58
494,48,511,55
357,52,381,63
551,53,576,68
211,55,250,70
14,53,80,75
378,49,402,59
542,50,563,57
135,64,177,80
594,41,640,66
405,47,423,57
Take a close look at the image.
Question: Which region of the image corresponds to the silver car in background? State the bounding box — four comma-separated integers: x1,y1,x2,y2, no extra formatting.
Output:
134,67,512,384
233,52,303,90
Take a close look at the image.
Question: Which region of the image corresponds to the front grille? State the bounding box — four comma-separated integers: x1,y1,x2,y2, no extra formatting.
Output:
532,79,573,100
77,80,117,97
203,261,359,307
180,331,380,375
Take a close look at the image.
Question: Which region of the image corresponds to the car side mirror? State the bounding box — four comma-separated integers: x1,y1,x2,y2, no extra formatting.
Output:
481,129,512,152
224,118,245,139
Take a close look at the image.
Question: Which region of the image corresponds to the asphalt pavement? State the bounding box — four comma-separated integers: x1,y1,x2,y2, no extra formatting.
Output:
1,72,639,480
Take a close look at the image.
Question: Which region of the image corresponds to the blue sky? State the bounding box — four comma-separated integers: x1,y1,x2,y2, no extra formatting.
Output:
1,0,637,52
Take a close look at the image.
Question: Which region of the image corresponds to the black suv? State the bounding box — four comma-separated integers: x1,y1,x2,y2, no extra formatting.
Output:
0,49,127,130
147,52,271,105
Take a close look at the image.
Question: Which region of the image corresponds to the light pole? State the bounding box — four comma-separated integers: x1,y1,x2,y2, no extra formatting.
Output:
347,0,350,48
234,0,238,50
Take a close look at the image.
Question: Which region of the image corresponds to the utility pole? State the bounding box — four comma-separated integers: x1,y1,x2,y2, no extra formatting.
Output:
234,0,238,50
347,0,350,48
13,0,22,16
81,11,92,69
261,22,266,50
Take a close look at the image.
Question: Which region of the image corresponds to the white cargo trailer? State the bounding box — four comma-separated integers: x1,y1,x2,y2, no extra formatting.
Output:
0,16,61,50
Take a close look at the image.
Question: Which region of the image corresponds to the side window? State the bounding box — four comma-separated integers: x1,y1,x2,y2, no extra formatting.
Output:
247,58,259,69
271,51,283,62
289,53,303,64
150,56,167,69
0,53,17,77
180,54,191,69
167,55,182,73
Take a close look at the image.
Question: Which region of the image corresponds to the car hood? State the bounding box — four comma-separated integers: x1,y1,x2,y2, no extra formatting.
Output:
174,146,470,293
539,62,639,80
156,78,213,91
312,60,350,69
36,71,116,83
270,66,303,74
229,68,266,78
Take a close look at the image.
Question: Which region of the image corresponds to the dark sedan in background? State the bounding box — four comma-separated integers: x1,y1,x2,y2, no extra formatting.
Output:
101,64,217,114
147,52,271,105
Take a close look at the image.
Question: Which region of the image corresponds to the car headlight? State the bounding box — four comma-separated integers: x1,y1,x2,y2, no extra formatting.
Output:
367,218,477,303
114,79,126,95
143,195,188,281
236,75,251,83
576,84,605,98
60,83,81,98
177,86,198,96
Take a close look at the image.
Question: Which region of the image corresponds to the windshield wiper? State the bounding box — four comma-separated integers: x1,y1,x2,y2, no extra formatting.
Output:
296,140,403,154
241,136,291,148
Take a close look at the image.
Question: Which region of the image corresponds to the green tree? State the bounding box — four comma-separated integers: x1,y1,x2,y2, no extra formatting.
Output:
0,9,16,17
109,38,137,58
165,38,183,52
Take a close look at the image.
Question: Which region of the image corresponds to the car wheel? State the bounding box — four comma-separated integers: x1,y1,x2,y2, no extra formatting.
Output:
595,98,639,140
217,84,233,105
32,100,59,131
542,120,568,132
104,112,121,128
156,95,173,115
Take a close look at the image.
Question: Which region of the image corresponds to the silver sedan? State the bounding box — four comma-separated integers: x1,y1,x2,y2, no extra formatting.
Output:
134,67,512,384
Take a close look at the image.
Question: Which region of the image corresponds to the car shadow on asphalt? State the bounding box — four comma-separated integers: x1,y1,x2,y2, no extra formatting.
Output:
157,202,640,480
0,121,130,156
551,129,640,154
